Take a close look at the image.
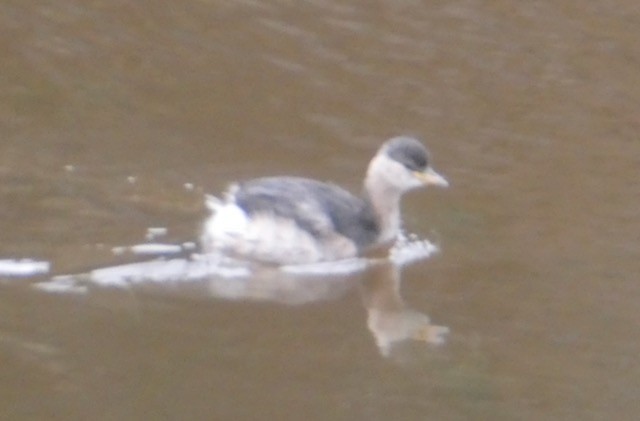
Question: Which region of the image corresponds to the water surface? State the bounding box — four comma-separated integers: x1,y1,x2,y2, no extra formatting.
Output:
1,0,639,419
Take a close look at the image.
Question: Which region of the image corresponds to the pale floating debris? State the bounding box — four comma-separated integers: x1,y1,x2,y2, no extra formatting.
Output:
130,243,183,255
111,246,127,255
33,276,87,294
111,243,187,256
183,182,195,191
145,227,168,240
64,164,75,172
182,241,197,250
127,176,137,184
0,259,50,277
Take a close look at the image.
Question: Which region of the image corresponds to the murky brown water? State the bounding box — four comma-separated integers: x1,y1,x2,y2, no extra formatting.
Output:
2,0,639,419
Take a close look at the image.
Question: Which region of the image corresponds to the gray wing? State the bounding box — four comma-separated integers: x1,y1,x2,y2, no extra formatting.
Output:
233,177,379,248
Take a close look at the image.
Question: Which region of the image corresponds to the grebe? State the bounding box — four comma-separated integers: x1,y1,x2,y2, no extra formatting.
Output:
201,136,448,265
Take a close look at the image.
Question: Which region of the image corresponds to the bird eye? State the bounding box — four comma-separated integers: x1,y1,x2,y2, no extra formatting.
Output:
413,156,427,171
402,155,427,171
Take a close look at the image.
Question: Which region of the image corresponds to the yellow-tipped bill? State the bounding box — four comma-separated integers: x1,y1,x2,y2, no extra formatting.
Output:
414,167,449,187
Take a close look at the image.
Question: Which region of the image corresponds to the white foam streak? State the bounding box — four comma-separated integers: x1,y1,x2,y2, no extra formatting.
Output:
281,258,368,275
389,233,439,266
0,259,50,277
33,276,88,294
89,255,251,287
32,233,439,296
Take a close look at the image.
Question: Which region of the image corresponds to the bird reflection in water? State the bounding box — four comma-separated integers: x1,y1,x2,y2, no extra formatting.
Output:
35,251,448,358
360,262,448,357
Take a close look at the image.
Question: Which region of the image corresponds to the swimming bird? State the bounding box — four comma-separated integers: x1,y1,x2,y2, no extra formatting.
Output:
201,136,448,265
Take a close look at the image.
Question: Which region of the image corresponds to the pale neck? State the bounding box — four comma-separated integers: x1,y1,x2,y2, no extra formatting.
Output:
364,172,403,244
